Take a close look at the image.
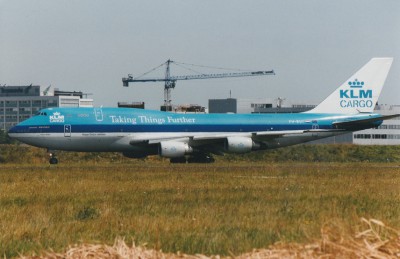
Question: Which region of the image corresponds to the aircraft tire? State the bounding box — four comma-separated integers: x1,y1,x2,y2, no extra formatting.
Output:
170,157,187,164
187,155,215,163
49,157,58,164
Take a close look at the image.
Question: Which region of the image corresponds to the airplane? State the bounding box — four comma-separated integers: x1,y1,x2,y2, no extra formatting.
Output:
8,58,398,164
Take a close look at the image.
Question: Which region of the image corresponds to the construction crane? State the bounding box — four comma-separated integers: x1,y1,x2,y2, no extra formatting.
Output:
122,59,275,110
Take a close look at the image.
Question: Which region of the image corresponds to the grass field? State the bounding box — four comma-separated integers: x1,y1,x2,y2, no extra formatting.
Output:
0,160,399,257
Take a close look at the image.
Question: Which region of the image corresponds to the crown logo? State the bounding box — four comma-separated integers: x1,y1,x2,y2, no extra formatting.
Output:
348,79,364,88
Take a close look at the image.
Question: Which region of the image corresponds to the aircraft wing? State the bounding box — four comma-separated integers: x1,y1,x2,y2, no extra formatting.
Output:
128,129,345,147
128,130,304,146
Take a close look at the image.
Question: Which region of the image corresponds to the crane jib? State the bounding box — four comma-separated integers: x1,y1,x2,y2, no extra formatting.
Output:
123,70,275,83
122,59,275,107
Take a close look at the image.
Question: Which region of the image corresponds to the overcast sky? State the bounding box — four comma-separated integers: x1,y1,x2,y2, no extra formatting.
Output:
1,0,399,109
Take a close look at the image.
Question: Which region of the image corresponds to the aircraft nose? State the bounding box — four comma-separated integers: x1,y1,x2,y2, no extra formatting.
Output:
8,126,17,134
7,125,21,139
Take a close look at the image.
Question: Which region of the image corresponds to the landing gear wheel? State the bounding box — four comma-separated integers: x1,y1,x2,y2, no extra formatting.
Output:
187,154,215,163
49,157,58,164
170,157,187,164
48,151,58,164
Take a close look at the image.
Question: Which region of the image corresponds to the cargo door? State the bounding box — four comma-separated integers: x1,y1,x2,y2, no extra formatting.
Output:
311,120,319,137
312,120,319,130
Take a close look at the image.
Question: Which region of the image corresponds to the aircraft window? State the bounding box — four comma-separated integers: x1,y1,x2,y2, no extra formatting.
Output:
35,112,48,116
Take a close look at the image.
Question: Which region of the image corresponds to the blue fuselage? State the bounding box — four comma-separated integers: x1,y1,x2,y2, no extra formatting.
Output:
8,107,383,152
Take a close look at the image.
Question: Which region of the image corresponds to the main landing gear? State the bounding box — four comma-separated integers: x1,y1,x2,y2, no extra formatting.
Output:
48,151,58,164
170,154,215,164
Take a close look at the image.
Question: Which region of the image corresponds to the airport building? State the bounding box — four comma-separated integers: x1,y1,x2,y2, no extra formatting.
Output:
118,102,145,109
0,85,93,131
209,98,315,114
172,104,206,113
209,98,274,114
353,104,400,145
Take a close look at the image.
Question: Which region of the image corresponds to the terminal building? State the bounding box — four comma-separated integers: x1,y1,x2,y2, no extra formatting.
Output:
0,85,93,131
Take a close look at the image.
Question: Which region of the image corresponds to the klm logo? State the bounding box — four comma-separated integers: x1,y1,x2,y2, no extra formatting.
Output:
340,79,372,98
49,112,65,123
339,79,373,108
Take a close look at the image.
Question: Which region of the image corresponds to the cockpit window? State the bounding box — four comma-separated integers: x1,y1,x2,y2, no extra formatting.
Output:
35,112,48,116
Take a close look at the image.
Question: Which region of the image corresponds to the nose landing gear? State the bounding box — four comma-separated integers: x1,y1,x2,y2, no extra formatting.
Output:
49,152,58,164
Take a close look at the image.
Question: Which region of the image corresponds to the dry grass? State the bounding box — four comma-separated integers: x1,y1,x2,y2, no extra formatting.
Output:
318,218,400,258
1,161,399,257
18,218,400,258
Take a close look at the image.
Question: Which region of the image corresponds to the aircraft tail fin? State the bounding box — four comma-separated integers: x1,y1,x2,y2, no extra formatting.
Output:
306,58,393,114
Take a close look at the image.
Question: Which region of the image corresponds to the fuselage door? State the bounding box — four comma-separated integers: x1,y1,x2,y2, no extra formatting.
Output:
312,120,319,130
94,108,103,122
311,120,319,137
64,124,71,137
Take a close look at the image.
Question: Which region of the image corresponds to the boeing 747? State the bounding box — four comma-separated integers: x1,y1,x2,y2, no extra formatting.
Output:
8,58,397,164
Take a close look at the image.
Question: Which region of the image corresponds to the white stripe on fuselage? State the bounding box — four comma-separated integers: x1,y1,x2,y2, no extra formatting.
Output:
9,130,345,152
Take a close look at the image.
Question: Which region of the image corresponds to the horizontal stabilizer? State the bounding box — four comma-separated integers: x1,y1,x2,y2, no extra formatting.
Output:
333,114,400,129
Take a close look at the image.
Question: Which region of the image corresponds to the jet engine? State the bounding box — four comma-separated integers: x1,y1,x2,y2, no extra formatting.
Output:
159,141,193,158
225,136,258,153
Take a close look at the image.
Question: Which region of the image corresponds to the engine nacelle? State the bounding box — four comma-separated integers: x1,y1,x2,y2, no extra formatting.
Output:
225,137,257,153
159,141,193,158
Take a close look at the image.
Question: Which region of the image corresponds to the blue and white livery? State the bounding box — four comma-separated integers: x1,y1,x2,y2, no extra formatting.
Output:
8,58,397,163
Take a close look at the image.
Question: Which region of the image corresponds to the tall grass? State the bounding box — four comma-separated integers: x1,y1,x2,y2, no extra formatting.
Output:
0,161,399,257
